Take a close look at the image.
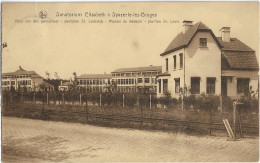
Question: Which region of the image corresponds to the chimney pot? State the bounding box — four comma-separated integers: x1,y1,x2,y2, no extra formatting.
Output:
220,27,230,42
183,20,193,34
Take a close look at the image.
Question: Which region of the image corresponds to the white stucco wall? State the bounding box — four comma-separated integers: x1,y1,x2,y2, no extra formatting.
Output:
222,70,258,98
185,32,222,95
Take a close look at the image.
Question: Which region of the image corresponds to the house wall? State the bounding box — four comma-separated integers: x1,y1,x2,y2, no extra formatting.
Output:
159,48,185,98
222,70,258,99
158,31,222,98
185,32,221,95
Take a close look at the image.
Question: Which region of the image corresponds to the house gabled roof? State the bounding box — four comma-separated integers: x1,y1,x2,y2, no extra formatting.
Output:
218,37,258,70
160,22,222,56
77,74,112,79
112,66,162,73
2,67,42,78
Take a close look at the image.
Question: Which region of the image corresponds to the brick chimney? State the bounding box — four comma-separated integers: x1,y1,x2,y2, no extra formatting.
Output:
220,27,230,42
183,20,193,34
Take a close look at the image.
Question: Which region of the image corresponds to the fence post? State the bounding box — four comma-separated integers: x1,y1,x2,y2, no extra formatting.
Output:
85,99,88,121
100,94,102,107
80,93,82,106
233,102,237,140
33,92,35,103
220,95,223,113
237,106,243,138
47,92,49,105
182,93,184,111
150,94,151,109
209,106,212,135
10,92,13,104
123,94,125,108
62,92,64,105
42,95,45,120
140,96,143,125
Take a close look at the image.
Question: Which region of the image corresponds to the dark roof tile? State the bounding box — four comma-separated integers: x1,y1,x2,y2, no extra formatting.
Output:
112,66,162,73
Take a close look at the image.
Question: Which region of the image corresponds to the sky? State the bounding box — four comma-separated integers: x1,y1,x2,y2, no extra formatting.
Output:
2,2,259,79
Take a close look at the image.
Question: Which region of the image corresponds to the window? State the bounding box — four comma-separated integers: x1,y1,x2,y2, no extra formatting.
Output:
191,77,200,94
175,78,180,93
237,78,249,94
207,78,216,94
173,55,176,70
179,53,183,68
200,38,207,47
158,79,161,93
138,78,143,83
145,78,150,83
165,58,168,71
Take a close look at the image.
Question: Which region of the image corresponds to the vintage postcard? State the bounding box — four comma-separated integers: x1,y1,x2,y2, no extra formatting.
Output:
1,2,259,162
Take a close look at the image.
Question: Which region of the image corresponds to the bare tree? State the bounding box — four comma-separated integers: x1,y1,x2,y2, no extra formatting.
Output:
45,71,51,79
54,72,59,79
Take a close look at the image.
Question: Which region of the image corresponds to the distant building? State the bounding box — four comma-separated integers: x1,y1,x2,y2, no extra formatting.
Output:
1,66,49,92
111,66,162,92
157,21,258,98
77,74,112,92
58,81,72,91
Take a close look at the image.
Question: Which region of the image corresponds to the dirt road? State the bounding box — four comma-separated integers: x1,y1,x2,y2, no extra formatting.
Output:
2,117,259,162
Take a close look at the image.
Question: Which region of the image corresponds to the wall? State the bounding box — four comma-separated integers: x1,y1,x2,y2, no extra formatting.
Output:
185,31,222,95
222,70,258,98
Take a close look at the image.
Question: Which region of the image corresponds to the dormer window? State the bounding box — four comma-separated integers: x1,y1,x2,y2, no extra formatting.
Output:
200,38,207,47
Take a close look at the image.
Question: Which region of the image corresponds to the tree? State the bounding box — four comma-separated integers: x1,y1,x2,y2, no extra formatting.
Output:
72,72,78,86
45,71,51,80
54,72,59,79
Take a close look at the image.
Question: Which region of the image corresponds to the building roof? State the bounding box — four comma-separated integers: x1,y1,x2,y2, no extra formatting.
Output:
221,51,258,70
157,72,171,77
2,67,42,78
217,37,254,52
161,22,222,56
43,81,54,88
112,66,162,73
77,74,112,79
218,37,258,70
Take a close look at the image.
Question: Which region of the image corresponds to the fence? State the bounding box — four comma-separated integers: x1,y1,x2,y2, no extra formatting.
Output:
1,91,259,136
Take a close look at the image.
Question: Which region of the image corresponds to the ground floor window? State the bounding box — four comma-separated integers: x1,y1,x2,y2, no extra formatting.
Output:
207,77,216,94
237,78,249,94
191,77,200,94
174,78,180,93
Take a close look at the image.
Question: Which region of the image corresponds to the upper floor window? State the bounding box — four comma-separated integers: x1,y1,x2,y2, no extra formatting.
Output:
200,38,207,47
165,58,168,71
179,53,183,68
237,78,249,94
173,55,176,70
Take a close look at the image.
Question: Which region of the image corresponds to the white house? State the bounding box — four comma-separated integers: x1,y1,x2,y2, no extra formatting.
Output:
157,21,258,99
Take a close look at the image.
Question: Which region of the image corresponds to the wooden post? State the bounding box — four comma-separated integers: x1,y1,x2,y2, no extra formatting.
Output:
33,92,35,103
141,97,143,125
80,93,82,106
10,92,13,104
182,93,184,111
237,105,243,138
233,102,236,140
62,93,64,105
100,94,102,107
209,106,212,135
220,95,223,113
85,99,88,121
123,94,125,108
150,94,152,109
47,93,49,105
42,95,45,120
